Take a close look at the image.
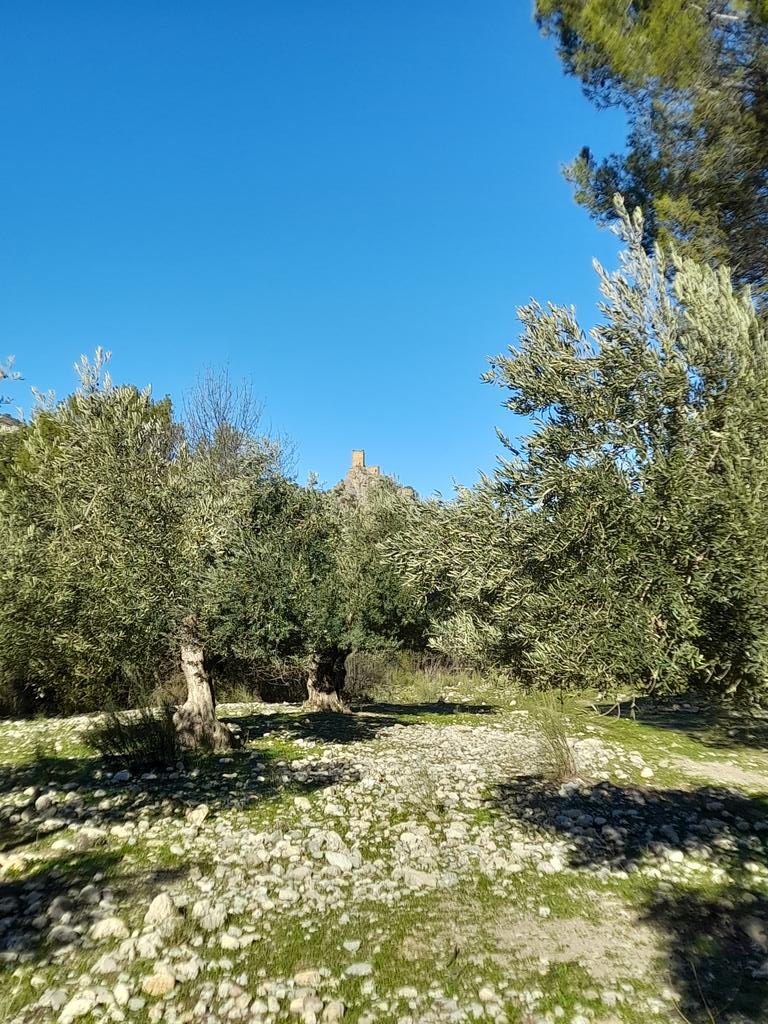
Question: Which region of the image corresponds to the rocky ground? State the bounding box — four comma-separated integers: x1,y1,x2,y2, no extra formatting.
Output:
1,687,767,1024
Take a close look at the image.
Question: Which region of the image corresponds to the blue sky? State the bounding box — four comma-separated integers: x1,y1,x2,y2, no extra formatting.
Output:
1,1,625,495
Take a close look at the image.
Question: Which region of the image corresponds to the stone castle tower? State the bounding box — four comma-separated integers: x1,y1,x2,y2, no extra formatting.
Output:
334,450,415,503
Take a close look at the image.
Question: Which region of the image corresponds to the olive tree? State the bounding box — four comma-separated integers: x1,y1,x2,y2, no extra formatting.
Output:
0,351,179,712
200,477,426,710
396,200,768,700
163,367,285,748
300,483,427,709
1,356,20,399
390,484,521,667
0,356,286,744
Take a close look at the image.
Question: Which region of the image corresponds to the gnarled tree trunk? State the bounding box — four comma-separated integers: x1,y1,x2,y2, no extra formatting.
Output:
306,646,349,711
174,615,236,751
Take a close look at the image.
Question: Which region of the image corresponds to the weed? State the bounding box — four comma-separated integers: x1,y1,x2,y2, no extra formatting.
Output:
530,695,577,781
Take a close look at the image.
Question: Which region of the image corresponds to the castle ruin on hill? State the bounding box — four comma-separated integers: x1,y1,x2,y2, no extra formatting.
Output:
333,449,416,504
0,413,21,432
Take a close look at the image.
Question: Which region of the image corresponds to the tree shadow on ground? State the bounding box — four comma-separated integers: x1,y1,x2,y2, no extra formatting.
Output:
492,775,768,1023
0,741,354,853
0,743,356,967
0,741,352,827
229,708,409,745
357,701,497,717
229,701,496,747
594,695,768,753
0,848,196,982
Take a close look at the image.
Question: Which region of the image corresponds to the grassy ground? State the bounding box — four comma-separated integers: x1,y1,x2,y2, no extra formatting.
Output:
1,677,767,1023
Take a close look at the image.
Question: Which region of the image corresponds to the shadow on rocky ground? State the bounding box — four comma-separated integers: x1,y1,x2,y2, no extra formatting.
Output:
229,702,496,747
0,740,358,963
492,775,768,1023
0,742,354,852
595,695,768,753
0,851,188,960
358,701,497,717
229,709,401,745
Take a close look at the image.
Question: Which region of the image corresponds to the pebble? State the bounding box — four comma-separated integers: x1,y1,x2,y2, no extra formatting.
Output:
323,1000,345,1021
294,969,323,987
325,851,353,872
59,995,95,1023
112,983,130,1007
187,804,210,827
49,924,79,945
144,892,180,930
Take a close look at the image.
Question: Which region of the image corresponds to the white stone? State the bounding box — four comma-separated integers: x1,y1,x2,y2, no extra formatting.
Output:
93,954,119,974
59,995,95,1023
91,917,129,941
187,804,210,827
191,899,227,930
325,851,353,872
401,867,439,889
322,1001,345,1022
294,969,322,988
136,932,163,958
144,893,180,930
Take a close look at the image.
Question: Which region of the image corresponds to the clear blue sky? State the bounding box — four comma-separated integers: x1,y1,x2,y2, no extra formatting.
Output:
1,1,625,495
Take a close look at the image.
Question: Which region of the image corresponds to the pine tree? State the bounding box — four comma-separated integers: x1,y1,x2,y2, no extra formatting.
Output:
536,0,768,303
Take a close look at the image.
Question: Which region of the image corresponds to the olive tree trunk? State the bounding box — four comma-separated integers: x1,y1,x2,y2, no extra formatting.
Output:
306,647,349,711
173,615,236,750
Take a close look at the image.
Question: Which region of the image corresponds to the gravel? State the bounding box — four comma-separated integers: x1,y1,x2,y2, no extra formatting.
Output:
0,702,764,1023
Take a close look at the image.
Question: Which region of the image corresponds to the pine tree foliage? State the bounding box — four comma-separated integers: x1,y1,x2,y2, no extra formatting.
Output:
536,0,768,302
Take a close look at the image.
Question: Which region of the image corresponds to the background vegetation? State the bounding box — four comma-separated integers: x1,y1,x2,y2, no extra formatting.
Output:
2,1,767,726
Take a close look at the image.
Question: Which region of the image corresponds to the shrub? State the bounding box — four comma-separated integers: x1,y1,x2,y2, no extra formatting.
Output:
85,705,182,771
